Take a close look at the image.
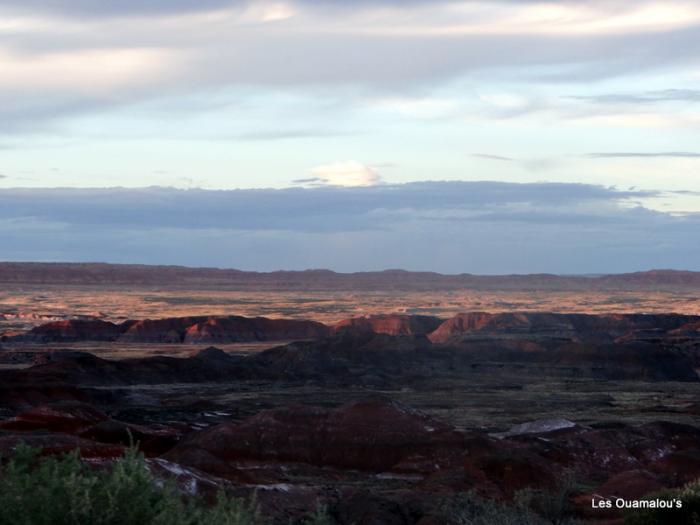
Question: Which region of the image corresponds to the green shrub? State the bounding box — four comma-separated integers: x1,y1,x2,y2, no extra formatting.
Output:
625,479,700,525
516,470,581,525
301,505,335,525
0,443,264,525
438,488,582,525
439,491,545,525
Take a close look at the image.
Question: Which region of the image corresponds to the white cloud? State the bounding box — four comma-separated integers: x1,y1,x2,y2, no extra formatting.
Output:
243,2,296,23
307,161,381,187
372,96,460,119
339,1,700,37
0,47,180,96
479,92,531,110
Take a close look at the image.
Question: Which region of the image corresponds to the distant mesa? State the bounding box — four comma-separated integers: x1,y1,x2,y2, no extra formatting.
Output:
426,312,700,344
6,316,330,344
333,314,443,336
1,262,700,291
15,319,125,343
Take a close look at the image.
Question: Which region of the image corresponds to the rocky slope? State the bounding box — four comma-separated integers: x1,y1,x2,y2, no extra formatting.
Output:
165,399,464,474
333,314,443,336
163,400,700,501
427,312,700,344
5,315,330,344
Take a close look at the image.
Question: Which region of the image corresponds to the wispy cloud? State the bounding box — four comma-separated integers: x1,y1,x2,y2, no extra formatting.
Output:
572,89,700,105
588,152,700,159
234,129,356,141
472,154,514,162
472,154,564,172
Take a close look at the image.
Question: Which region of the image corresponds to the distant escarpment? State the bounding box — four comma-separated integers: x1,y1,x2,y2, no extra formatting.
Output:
7,312,700,348
427,311,700,344
2,262,700,291
5,316,331,344
333,314,443,336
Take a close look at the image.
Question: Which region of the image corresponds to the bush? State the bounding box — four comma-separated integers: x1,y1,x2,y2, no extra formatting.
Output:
625,479,700,525
516,470,580,525
0,443,264,525
438,487,582,525
439,491,545,525
301,505,335,525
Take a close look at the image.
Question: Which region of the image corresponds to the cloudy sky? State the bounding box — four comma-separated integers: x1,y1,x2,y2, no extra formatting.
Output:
1,1,699,272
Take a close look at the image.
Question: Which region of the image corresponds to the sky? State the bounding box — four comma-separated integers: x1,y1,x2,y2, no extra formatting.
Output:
1,0,699,272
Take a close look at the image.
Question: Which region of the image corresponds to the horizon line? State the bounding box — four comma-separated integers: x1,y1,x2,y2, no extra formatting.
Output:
0,261,694,278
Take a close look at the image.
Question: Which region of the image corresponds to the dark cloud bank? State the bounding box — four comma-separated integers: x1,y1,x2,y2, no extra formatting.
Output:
0,181,697,273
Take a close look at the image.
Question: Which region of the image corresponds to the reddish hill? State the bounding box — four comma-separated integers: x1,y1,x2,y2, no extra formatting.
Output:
13,319,128,343
8,315,329,344
182,317,331,343
165,399,464,473
333,314,443,336
427,312,700,344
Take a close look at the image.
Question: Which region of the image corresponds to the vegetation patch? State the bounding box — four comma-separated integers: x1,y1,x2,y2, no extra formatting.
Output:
0,444,263,525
